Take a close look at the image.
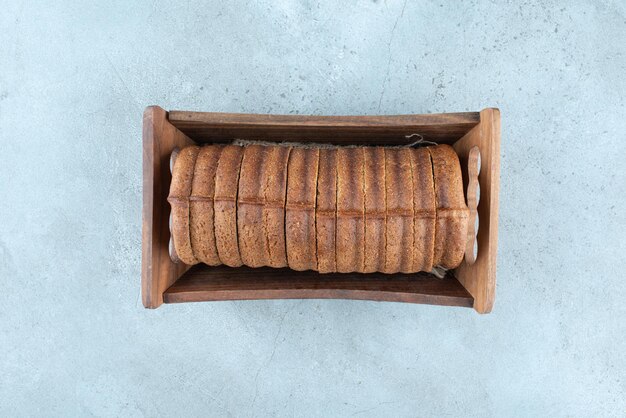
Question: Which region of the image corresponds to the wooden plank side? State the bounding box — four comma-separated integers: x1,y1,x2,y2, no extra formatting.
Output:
141,106,195,308
168,111,480,145
164,265,474,307
452,108,500,313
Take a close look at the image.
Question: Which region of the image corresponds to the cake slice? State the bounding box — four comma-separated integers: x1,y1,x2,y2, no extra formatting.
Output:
315,148,338,273
214,145,244,267
336,147,365,273
285,147,319,271
167,145,200,265
410,147,436,272
189,145,224,266
428,144,469,269
383,148,414,274
237,145,267,268
262,145,291,268
363,147,386,273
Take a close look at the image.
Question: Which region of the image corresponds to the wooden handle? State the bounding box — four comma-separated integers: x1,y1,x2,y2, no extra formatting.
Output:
464,146,480,264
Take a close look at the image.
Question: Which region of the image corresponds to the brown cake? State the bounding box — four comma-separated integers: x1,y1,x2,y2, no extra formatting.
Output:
383,148,414,274
315,148,338,273
170,141,468,274
285,147,319,271
336,147,365,273
168,145,200,265
189,145,223,266
237,145,267,268
261,145,291,268
428,144,469,269
363,147,386,273
410,147,436,272
214,145,244,267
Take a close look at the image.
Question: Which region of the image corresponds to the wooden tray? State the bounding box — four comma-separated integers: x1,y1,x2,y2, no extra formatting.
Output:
142,107,500,313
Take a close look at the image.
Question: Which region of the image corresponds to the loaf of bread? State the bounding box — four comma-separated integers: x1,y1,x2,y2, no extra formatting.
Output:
168,142,469,274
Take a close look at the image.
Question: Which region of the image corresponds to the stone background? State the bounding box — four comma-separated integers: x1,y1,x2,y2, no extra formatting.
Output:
1,1,625,416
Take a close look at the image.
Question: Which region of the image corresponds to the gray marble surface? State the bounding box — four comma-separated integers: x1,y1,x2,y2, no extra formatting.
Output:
1,1,625,416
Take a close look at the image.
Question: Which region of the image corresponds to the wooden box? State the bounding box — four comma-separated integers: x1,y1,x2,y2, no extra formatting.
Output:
142,106,500,313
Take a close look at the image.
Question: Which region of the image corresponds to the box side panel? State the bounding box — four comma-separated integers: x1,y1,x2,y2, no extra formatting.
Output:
164,265,474,308
452,108,500,313
142,106,194,308
167,111,480,145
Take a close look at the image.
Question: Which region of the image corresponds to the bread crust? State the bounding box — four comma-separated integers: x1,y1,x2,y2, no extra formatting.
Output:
262,145,291,268
410,147,436,272
363,147,386,273
190,145,224,266
237,145,267,268
336,147,365,273
285,147,319,271
167,145,200,265
173,142,467,273
383,148,414,274
214,145,244,267
428,144,469,269
315,148,338,273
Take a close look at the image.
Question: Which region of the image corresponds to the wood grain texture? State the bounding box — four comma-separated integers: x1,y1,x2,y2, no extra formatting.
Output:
142,106,195,308
164,264,473,307
464,147,480,265
168,111,480,145
452,108,500,313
